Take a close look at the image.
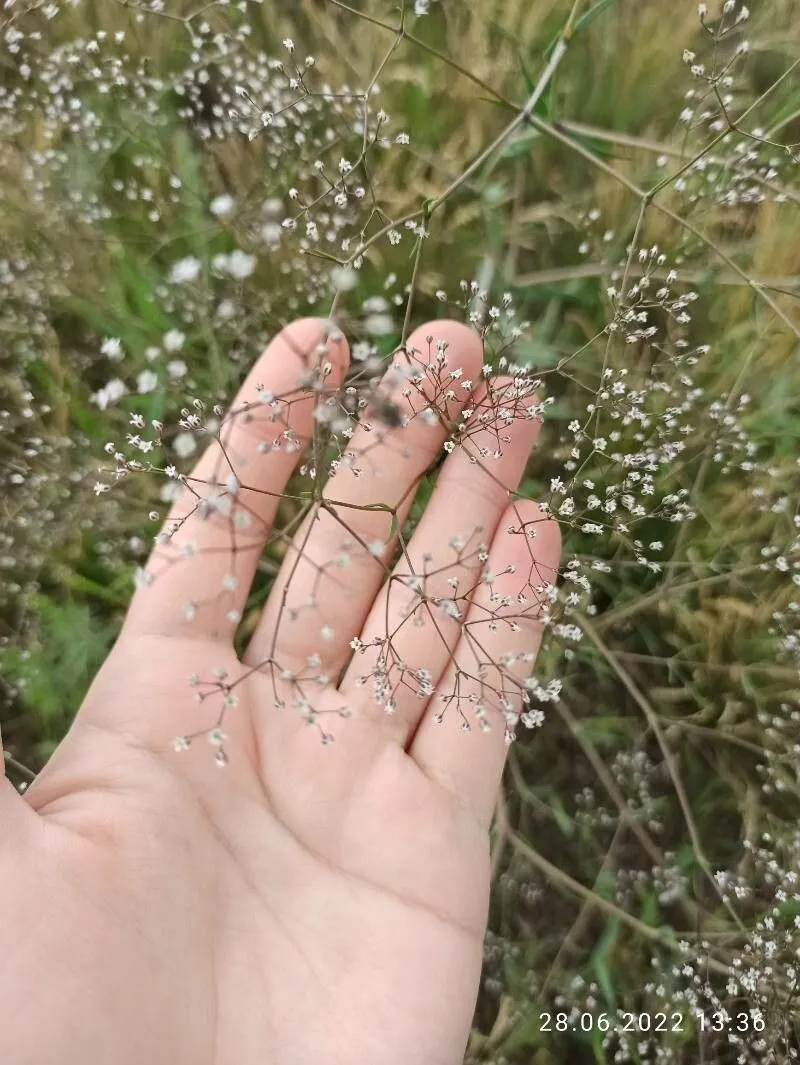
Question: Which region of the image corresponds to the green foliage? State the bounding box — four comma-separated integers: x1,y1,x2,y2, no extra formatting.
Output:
4,596,117,756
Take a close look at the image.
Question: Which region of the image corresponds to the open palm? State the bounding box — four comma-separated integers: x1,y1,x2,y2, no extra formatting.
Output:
2,318,561,1065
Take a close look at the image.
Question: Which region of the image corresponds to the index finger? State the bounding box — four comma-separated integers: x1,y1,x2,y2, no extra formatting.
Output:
121,317,350,643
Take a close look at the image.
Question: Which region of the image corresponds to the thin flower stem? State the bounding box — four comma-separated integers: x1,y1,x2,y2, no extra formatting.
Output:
494,786,733,977
662,327,772,587
538,822,627,1002
553,698,668,868
615,651,800,683
526,113,800,342
427,38,571,217
579,615,748,935
3,750,36,783
513,260,800,291
324,0,398,35
400,228,428,347
589,563,766,633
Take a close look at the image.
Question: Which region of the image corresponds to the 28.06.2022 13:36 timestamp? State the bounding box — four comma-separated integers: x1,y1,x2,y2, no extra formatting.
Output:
538,1010,767,1036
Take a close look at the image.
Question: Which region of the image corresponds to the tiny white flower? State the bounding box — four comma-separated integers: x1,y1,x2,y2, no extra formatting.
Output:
216,299,237,319
160,481,182,503
137,369,159,394
167,360,188,380
364,312,394,336
168,255,202,284
438,598,462,620
227,249,257,280
163,329,185,352
261,222,282,245
173,431,197,459
101,337,124,360
363,295,389,312
210,193,236,218
92,378,127,410
331,266,357,292
134,566,153,589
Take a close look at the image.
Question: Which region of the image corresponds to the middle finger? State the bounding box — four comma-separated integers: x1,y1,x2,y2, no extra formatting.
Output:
241,320,483,682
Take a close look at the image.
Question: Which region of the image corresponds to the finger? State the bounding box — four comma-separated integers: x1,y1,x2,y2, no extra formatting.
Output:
408,499,562,832
241,320,483,680
122,318,349,642
338,375,544,745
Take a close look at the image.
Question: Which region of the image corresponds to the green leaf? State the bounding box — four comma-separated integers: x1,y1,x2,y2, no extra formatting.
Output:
553,121,622,159
518,48,536,96
513,337,562,368
544,0,618,58
575,0,619,33
590,915,620,1009
475,94,518,114
576,715,632,743
548,792,575,837
518,49,556,121
57,567,129,608
7,597,117,738
499,128,542,162
639,887,661,927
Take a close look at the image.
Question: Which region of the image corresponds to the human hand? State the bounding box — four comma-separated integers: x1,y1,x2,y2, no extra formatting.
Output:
2,318,561,1065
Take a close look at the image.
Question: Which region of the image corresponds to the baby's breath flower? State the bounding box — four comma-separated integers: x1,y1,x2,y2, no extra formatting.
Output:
101,336,124,360
167,360,188,380
163,329,185,352
137,370,159,395
168,255,202,284
331,266,357,291
210,194,236,218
